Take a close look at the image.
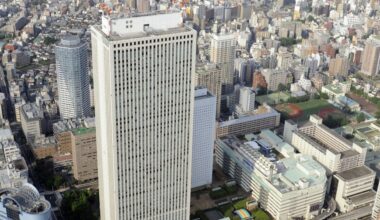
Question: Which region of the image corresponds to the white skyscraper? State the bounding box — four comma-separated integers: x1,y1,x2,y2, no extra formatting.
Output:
91,10,196,220
55,35,91,120
192,87,216,189
239,87,255,113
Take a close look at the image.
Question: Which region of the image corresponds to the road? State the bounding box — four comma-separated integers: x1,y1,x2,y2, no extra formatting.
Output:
330,205,372,220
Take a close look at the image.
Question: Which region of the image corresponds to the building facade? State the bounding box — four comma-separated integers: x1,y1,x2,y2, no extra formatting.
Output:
210,33,236,94
192,88,216,189
361,35,380,77
71,127,97,182
55,35,91,120
195,63,222,118
91,11,196,220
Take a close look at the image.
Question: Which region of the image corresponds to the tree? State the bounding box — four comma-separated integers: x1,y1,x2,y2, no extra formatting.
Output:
277,83,287,92
44,36,58,45
61,189,99,219
280,37,297,47
307,15,315,22
356,113,366,123
375,111,380,119
320,93,329,99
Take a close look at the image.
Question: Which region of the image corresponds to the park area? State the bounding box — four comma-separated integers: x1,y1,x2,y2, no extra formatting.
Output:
192,198,271,220
275,99,344,122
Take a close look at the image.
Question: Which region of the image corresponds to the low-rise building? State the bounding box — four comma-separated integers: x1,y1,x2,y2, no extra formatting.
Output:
215,133,327,220
334,166,376,213
217,104,280,137
284,115,366,174
30,136,57,159
0,184,52,220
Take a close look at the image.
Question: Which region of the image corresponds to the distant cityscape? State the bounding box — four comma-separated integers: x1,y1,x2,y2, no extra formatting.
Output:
0,0,379,220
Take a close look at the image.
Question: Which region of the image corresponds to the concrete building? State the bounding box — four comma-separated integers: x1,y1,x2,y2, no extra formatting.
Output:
373,183,380,220
236,87,255,114
328,56,350,77
192,88,216,189
55,35,91,120
30,136,57,159
137,0,150,13
20,103,43,140
284,115,367,173
334,166,376,213
71,126,97,182
0,184,52,220
91,10,196,220
215,134,327,220
217,104,280,137
195,63,222,118
210,33,236,94
0,139,28,189
361,35,380,77
261,69,288,91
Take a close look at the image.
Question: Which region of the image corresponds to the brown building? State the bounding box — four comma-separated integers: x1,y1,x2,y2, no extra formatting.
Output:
71,127,97,182
328,56,349,77
55,131,72,154
31,136,58,159
252,71,267,90
361,36,380,77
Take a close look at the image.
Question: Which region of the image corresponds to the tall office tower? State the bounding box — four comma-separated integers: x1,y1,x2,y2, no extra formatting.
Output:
127,0,136,8
56,35,91,120
195,63,222,118
210,33,236,94
91,10,196,220
192,88,216,190
361,35,380,77
238,87,255,113
137,0,150,12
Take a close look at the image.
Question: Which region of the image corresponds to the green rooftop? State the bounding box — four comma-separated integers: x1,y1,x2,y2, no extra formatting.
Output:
72,127,96,136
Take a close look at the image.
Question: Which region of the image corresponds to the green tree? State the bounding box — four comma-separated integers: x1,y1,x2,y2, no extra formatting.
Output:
277,83,287,92
320,93,329,99
375,111,380,119
44,36,58,45
280,37,297,47
307,15,315,22
356,113,366,123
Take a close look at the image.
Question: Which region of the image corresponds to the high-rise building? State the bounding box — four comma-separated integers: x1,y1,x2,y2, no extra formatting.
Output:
373,184,380,219
192,88,216,190
328,56,349,77
137,0,150,13
361,36,380,77
127,0,136,9
195,63,222,118
55,35,91,120
71,126,97,182
91,10,196,220
210,33,236,94
238,87,255,113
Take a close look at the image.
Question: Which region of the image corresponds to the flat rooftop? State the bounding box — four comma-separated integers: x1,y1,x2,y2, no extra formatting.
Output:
336,166,374,181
